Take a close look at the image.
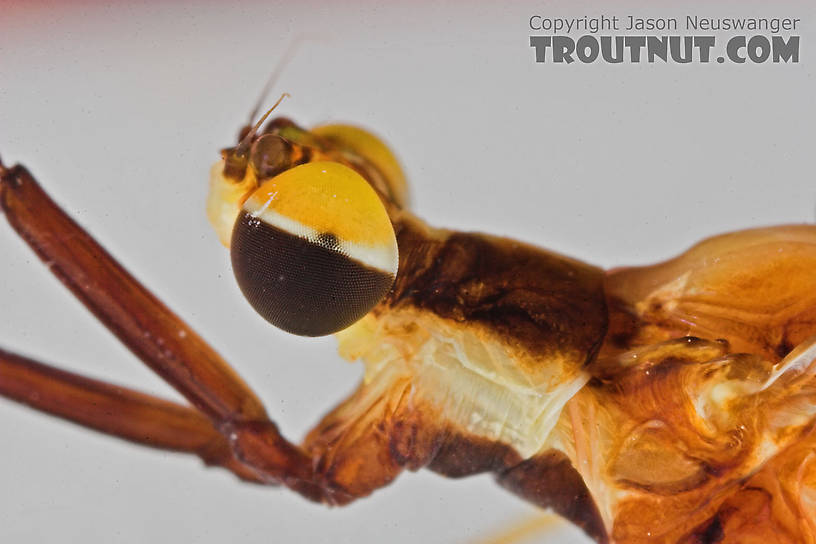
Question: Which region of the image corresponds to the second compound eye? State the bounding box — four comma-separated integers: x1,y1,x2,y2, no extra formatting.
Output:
230,161,399,337
250,134,293,179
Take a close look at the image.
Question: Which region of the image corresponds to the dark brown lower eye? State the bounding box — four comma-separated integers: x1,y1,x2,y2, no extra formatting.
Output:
230,210,395,336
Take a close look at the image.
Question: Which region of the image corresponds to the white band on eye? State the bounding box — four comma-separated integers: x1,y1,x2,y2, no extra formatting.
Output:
244,198,398,275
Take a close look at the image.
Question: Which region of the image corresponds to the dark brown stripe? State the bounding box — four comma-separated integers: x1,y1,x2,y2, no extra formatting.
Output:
231,210,394,336
384,214,608,367
498,450,608,543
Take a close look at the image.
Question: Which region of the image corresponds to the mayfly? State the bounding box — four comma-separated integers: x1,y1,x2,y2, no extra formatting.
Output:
2,81,816,544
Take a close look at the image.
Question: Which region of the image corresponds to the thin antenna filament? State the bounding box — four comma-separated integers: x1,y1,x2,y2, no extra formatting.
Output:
246,37,306,125
235,93,290,157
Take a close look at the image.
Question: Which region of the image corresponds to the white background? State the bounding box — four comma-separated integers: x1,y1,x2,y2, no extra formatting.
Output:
0,1,814,543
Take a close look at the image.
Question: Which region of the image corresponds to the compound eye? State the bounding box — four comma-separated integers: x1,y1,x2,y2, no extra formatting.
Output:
250,134,293,179
230,161,398,336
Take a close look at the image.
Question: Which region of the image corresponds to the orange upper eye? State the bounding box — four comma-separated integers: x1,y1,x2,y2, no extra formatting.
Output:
230,161,398,336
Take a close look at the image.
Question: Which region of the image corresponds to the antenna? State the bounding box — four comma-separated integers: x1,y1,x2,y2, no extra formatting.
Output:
235,93,290,157
246,35,309,126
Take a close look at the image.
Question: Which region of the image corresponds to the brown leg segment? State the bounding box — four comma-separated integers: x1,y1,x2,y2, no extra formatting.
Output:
0,163,266,425
0,161,362,503
0,347,261,483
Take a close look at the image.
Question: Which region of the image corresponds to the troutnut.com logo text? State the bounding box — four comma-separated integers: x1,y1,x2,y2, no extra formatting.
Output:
529,15,801,64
